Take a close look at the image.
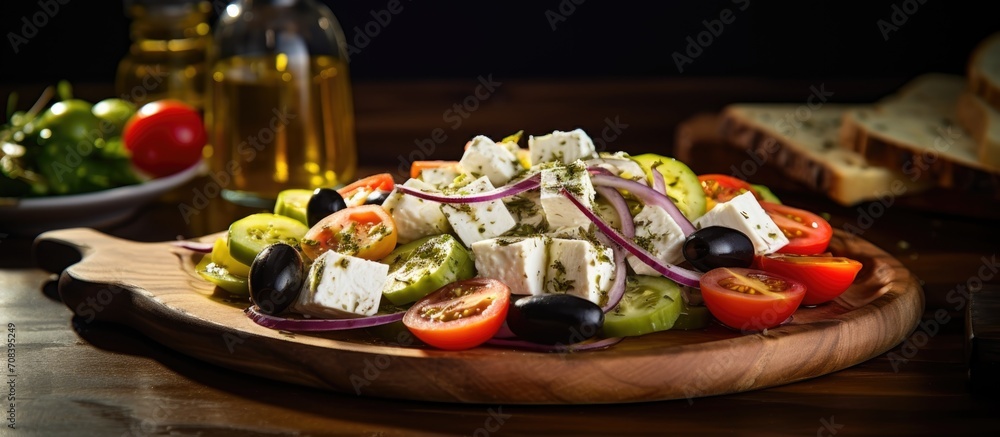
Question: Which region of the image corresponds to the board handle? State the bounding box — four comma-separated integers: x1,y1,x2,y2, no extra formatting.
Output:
32,228,119,274
33,228,146,324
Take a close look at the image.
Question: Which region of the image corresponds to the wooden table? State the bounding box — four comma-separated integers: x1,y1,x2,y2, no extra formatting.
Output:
2,79,999,435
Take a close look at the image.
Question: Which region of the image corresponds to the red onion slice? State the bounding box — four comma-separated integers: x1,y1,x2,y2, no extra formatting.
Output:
561,188,702,288
651,163,667,196
594,186,633,312
171,240,214,253
394,174,541,204
484,336,623,352
245,306,404,331
590,173,696,236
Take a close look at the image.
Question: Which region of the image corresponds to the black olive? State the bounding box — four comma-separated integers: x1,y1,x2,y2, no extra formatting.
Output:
682,226,755,272
307,188,347,227
249,243,304,315
364,190,391,206
506,294,604,345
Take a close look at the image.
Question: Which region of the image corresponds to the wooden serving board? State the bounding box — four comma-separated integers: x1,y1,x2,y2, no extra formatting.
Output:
34,228,923,404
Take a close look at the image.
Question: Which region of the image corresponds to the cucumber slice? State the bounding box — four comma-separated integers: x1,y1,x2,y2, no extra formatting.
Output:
672,303,710,330
629,153,707,221
208,237,251,277
602,275,683,337
380,234,475,305
196,254,249,295
274,189,313,225
228,213,309,266
750,184,782,204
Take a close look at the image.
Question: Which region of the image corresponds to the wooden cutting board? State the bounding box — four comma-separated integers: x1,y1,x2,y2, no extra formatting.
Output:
33,228,923,404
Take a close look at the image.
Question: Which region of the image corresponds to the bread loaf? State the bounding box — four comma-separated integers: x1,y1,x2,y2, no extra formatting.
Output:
719,104,928,205
840,74,1000,189
968,33,1000,112
956,92,1000,168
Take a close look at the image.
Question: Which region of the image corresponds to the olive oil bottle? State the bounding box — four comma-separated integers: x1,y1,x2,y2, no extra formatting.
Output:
116,0,211,109
205,0,357,206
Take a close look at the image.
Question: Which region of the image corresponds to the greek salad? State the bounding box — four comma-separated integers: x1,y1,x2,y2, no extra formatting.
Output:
186,129,863,351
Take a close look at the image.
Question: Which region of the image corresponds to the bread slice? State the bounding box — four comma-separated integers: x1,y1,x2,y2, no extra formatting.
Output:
840,74,1000,189
956,91,1000,168
719,104,929,205
968,33,1000,112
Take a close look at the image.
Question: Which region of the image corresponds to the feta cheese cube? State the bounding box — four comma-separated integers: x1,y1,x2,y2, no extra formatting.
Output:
381,178,451,244
472,236,549,295
459,135,520,186
627,204,688,276
540,160,596,229
295,251,389,318
693,191,789,254
419,165,466,188
502,190,548,236
442,176,517,247
545,238,615,306
528,128,597,165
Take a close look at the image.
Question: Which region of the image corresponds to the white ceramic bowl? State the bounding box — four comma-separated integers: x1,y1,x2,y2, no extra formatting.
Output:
0,162,204,234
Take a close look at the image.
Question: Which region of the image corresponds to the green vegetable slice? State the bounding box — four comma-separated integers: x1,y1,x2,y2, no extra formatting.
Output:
274,188,313,225
196,254,249,295
228,213,309,266
380,234,475,305
602,275,683,337
629,153,706,221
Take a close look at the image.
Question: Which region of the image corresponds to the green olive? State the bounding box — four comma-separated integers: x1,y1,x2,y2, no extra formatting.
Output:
91,98,136,138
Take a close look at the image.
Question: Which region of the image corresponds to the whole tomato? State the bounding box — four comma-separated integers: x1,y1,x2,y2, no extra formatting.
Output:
123,100,206,177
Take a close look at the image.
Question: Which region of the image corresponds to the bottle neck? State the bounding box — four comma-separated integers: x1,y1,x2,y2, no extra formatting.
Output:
127,1,210,53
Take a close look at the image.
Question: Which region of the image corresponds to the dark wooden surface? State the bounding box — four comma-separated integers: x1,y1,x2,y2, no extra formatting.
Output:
2,79,1000,435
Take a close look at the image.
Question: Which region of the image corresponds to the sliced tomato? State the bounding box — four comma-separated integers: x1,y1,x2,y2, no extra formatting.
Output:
338,174,395,206
760,202,833,255
301,205,397,261
700,267,806,331
403,278,511,350
698,174,759,211
409,161,459,179
755,254,862,306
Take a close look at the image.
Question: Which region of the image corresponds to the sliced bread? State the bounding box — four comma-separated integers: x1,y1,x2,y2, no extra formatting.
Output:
956,91,1000,169
719,104,929,205
968,33,1000,112
839,74,1000,189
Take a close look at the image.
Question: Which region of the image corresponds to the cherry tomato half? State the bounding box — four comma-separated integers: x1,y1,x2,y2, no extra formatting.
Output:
403,278,511,350
301,205,397,261
760,202,833,255
698,174,759,211
338,173,395,206
123,100,206,177
700,267,806,331
755,254,863,306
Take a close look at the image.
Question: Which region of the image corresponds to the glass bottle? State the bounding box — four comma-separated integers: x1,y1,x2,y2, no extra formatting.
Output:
116,0,211,109
205,0,357,207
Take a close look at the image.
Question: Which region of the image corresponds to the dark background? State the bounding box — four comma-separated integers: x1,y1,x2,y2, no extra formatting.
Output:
0,0,996,84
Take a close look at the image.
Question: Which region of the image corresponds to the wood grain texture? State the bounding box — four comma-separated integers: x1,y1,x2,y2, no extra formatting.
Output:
34,227,924,404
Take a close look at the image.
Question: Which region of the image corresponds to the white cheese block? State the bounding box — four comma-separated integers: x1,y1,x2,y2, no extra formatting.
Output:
529,128,598,166
419,165,466,189
381,178,450,244
458,135,520,186
627,204,687,276
539,160,596,229
471,236,548,295
693,191,789,255
502,190,549,236
295,251,388,318
545,238,615,306
442,176,517,247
